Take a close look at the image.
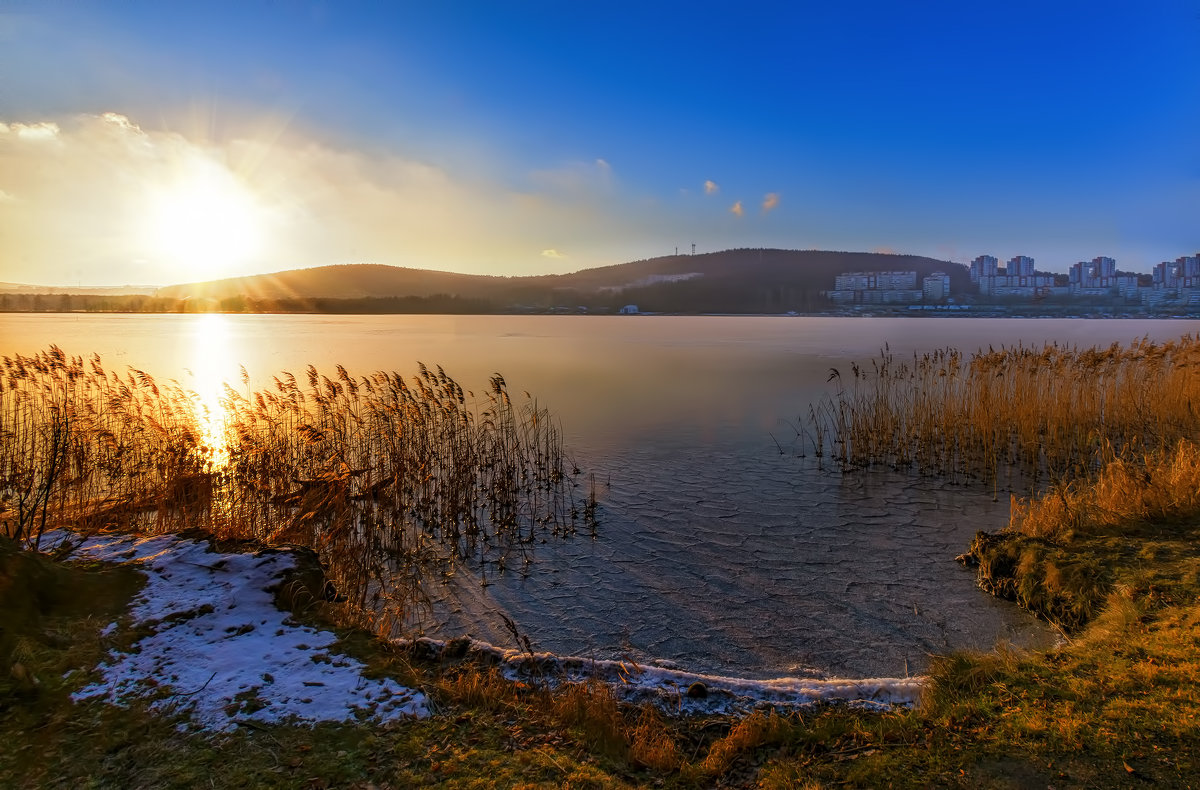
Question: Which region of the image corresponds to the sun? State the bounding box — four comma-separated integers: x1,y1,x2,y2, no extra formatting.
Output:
141,158,265,281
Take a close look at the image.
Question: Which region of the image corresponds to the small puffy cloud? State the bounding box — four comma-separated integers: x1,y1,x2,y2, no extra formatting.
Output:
11,121,60,141
704,179,719,195
730,200,744,217
761,192,780,213
541,248,567,259
595,158,611,171
101,112,142,133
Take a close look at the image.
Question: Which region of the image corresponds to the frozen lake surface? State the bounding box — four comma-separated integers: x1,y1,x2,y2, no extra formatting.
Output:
9,314,1198,678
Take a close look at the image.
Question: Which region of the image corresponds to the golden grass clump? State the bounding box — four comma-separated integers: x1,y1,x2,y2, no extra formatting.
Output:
549,679,628,757
626,707,684,772
701,710,791,775
1010,438,1200,541
812,335,1200,487
1,347,590,634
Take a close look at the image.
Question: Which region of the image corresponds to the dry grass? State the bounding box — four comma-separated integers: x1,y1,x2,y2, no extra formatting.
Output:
0,346,591,634
813,335,1200,488
1010,437,1200,541
701,710,791,775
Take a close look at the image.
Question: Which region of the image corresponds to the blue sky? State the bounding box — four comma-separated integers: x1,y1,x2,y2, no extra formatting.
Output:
1,0,1197,285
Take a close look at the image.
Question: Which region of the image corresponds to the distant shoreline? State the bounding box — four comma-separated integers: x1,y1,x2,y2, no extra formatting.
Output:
1,306,1196,319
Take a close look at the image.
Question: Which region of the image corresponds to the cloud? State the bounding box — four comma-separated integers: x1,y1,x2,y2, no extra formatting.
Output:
100,112,142,133
9,121,60,141
761,192,780,213
730,200,744,217
0,111,663,285
704,180,719,195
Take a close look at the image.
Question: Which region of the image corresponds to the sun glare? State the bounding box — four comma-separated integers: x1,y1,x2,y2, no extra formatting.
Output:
187,312,235,462
141,159,265,281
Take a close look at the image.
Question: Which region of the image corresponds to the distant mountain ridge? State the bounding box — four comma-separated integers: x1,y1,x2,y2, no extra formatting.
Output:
155,249,968,313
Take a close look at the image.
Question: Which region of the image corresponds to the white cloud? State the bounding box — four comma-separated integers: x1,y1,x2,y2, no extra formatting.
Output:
730,200,744,217
100,112,142,134
541,248,567,259
762,192,780,213
12,121,60,141
0,112,658,285
704,180,719,195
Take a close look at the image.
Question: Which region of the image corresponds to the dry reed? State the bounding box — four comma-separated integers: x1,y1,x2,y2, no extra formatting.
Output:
1009,437,1200,540
0,347,592,633
811,335,1200,489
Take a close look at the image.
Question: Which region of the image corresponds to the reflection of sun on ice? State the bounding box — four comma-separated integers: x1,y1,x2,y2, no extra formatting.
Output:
141,157,265,281
187,313,235,463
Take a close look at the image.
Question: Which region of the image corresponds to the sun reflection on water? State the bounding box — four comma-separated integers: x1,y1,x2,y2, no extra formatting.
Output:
185,313,236,464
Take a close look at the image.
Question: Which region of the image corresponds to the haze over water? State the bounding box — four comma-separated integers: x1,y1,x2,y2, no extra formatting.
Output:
7,314,1199,678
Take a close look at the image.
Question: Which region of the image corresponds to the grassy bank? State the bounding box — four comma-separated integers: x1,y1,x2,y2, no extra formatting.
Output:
4,511,1200,788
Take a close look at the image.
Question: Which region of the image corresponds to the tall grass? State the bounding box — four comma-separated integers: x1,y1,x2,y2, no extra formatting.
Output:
0,347,214,547
1009,437,1200,541
812,335,1200,488
0,347,592,632
811,333,1200,545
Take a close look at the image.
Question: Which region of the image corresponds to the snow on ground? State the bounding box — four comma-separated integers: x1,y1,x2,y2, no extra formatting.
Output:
44,531,428,732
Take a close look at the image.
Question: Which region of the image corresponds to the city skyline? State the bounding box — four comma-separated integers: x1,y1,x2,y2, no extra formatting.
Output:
1,1,1198,287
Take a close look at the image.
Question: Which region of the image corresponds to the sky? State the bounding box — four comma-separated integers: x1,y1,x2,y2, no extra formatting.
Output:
1,0,1198,286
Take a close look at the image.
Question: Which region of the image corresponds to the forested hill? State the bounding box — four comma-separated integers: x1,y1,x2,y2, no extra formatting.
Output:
150,249,966,313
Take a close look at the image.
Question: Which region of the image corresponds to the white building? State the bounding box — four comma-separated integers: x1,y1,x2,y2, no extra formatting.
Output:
1146,254,1200,307
922,272,950,303
1068,256,1138,299
972,254,1052,297
828,271,923,305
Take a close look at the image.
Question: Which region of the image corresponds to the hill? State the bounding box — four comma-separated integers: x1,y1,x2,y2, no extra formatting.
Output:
154,250,968,313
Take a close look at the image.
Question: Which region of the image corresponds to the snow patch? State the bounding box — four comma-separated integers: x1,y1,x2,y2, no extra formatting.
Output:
44,531,428,732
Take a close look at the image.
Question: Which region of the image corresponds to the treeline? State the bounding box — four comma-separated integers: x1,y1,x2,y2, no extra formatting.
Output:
0,287,829,315
0,293,496,314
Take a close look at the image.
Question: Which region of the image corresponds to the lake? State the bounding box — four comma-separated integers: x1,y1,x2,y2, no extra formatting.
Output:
6,314,1198,679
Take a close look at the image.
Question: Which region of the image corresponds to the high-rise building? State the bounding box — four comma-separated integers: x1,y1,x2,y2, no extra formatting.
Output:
969,255,999,282
1007,255,1035,277
1092,256,1116,278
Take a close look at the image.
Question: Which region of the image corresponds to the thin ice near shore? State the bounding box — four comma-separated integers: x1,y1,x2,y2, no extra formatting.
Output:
402,636,926,717
44,531,429,732
44,530,924,730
